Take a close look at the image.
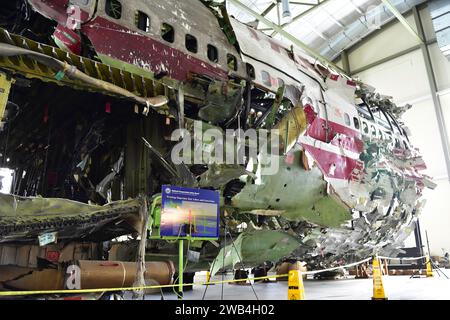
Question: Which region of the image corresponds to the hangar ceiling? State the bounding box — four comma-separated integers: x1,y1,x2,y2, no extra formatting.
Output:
226,0,428,61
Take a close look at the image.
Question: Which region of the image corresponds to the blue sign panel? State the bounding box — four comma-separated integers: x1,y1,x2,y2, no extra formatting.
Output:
160,185,220,239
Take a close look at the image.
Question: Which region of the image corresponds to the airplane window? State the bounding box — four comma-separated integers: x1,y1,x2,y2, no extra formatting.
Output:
185,34,198,53
246,63,255,79
105,0,122,20
136,11,150,33
207,44,218,63
363,122,369,134
278,78,285,88
395,138,401,148
261,71,271,87
378,130,383,139
371,125,376,136
353,117,360,130
344,113,351,126
227,54,237,71
161,23,175,43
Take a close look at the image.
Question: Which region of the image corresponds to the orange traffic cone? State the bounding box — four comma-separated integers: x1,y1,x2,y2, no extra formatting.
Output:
372,256,388,300
288,269,305,300
426,256,434,278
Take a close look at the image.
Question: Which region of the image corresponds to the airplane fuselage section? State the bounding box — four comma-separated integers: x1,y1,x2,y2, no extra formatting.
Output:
0,0,433,268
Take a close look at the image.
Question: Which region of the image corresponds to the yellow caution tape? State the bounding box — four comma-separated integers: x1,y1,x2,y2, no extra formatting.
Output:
0,274,289,297
0,255,420,297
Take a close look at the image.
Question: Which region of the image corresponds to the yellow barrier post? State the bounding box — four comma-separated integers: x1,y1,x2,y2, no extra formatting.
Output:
288,269,305,300
425,256,434,278
371,256,387,300
204,271,214,285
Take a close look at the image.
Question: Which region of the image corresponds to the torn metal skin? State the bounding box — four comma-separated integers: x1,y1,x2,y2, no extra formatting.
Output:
0,193,144,243
0,0,436,285
211,230,301,275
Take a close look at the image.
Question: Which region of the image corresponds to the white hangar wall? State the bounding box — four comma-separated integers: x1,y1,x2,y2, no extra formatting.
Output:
337,5,450,256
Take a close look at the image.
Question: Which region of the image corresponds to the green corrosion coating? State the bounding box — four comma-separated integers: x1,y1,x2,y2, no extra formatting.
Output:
231,151,351,228
0,194,142,243
211,230,301,275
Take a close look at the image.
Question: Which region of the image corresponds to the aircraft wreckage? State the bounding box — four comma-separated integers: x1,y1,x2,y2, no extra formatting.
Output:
0,0,436,294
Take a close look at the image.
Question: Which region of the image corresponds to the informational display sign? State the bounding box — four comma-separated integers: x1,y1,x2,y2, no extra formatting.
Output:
160,185,220,239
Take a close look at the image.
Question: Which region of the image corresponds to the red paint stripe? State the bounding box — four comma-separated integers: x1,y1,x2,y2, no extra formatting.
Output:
269,40,282,53
306,117,364,153
330,74,339,81
82,17,228,82
303,144,361,180
328,119,361,140
105,102,111,114
64,297,83,300
248,27,260,40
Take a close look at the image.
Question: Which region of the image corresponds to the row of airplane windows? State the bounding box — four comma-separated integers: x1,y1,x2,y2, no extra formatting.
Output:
98,2,411,150
103,1,301,91
103,0,259,78
343,112,409,149
103,0,405,147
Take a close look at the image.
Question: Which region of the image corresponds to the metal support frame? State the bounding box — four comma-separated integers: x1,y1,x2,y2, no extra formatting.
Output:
277,1,281,26
413,6,450,180
178,84,185,137
148,195,220,300
381,0,424,44
336,8,416,60
349,38,438,75
228,0,343,72
271,0,331,36
341,50,350,74
261,3,276,17
290,1,319,5
414,219,425,265
178,239,184,300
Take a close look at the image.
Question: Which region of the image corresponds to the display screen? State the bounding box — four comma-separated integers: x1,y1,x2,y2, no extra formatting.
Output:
160,185,220,239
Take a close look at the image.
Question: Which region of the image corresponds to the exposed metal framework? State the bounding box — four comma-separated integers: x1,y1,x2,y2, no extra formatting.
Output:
349,38,437,75
381,0,424,44
261,2,276,17
270,0,331,36
413,6,450,180
228,0,427,62
228,0,343,72
341,49,350,74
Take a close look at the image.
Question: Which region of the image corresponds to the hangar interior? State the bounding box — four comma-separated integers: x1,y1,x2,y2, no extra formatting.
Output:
228,0,450,257
0,0,449,301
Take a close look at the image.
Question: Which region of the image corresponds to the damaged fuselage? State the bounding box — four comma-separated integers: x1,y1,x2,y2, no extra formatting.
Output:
0,0,435,273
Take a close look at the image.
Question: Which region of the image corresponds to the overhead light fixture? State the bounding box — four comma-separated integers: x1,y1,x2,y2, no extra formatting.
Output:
281,0,292,18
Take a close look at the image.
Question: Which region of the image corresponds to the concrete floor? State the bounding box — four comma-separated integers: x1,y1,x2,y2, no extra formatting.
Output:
140,271,450,300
